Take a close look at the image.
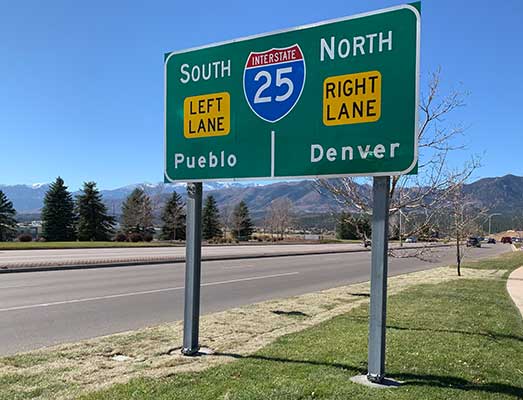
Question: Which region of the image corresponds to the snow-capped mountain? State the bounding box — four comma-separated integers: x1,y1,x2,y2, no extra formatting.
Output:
0,181,270,213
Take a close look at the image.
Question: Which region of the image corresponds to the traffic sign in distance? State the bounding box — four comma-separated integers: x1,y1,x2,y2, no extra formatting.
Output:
165,3,420,182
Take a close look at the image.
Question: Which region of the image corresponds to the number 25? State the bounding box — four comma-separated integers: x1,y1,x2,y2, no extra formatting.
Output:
253,67,294,104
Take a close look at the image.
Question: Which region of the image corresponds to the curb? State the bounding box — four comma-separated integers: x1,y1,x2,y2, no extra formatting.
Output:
0,244,452,274
507,266,523,320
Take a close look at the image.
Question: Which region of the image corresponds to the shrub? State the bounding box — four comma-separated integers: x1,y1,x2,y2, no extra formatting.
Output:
17,234,33,242
114,233,128,242
207,236,229,244
143,233,154,242
129,233,143,242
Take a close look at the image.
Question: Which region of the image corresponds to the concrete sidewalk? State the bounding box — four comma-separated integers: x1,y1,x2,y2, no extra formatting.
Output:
507,266,523,319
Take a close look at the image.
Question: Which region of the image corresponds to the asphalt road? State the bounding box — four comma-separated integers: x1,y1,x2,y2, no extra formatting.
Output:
0,244,508,355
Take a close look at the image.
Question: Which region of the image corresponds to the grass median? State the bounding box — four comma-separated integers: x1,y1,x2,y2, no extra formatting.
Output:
76,252,523,400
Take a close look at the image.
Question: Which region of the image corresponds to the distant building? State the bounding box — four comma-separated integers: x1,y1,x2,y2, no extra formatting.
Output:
16,221,42,239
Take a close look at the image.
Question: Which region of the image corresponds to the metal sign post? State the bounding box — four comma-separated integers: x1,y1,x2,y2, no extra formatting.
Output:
181,182,202,356
367,176,390,382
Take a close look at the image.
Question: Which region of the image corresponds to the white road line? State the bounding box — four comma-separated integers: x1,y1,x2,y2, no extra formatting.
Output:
0,272,299,313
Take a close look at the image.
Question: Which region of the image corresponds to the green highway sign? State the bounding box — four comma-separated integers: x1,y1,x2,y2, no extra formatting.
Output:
164,4,420,182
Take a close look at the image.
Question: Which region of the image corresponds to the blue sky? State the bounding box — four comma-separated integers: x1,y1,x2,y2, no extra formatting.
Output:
0,0,521,189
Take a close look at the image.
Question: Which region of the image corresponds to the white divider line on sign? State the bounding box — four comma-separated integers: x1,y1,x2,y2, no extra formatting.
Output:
271,130,275,177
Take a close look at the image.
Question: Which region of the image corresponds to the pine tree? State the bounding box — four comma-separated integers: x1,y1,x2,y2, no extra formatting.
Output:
336,212,371,241
121,188,154,235
0,190,17,241
41,177,76,241
160,191,186,240
76,182,115,241
202,195,222,240
336,212,355,240
231,200,253,241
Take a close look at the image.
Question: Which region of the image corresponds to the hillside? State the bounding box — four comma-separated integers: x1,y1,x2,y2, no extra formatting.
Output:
464,174,523,212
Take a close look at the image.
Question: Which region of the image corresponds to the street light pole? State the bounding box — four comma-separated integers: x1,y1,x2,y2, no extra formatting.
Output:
399,209,403,247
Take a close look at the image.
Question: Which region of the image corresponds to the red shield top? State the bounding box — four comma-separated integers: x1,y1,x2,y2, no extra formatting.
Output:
246,44,304,69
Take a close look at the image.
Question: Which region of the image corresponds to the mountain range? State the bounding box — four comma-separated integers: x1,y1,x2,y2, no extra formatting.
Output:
1,174,522,221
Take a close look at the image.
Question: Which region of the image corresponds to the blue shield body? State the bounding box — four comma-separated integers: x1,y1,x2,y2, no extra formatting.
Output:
243,44,306,123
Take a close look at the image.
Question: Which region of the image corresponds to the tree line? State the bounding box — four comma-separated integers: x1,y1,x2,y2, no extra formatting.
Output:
0,177,256,242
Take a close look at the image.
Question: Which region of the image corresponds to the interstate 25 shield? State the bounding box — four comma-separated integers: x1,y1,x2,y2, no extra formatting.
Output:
243,44,306,123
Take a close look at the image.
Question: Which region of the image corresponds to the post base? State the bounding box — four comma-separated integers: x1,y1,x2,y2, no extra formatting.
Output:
350,375,401,389
181,346,214,357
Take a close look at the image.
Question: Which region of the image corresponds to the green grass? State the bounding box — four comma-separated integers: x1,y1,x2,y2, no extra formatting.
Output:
462,250,523,273
0,371,75,400
0,241,183,250
81,255,523,400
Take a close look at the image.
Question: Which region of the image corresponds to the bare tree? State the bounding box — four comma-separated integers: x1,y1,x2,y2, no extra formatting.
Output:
315,69,481,254
220,203,234,239
266,198,294,239
446,181,487,276
139,194,155,234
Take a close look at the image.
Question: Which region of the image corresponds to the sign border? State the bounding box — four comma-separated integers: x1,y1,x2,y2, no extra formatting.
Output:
164,3,420,183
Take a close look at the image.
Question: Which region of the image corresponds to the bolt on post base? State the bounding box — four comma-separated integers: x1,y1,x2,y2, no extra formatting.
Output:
367,373,384,384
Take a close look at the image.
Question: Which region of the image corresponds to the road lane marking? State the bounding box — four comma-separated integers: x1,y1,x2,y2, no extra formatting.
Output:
0,272,299,313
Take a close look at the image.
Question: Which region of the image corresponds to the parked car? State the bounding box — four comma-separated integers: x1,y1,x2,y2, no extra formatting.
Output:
466,237,481,248
501,236,512,244
405,236,417,243
487,238,496,244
